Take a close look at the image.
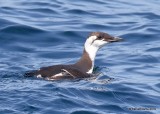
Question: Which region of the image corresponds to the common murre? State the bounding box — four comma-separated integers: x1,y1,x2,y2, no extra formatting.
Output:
25,32,122,80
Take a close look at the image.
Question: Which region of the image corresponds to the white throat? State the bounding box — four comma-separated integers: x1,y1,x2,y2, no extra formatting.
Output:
85,44,99,62
85,47,98,73
84,36,99,73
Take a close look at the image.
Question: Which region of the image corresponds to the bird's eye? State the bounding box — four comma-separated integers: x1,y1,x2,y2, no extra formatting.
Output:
97,36,103,40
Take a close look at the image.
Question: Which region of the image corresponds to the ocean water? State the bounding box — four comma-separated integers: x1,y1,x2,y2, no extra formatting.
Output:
0,0,160,114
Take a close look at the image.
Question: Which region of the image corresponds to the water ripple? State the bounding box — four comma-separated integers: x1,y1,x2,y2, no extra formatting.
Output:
0,24,45,34
0,0,160,113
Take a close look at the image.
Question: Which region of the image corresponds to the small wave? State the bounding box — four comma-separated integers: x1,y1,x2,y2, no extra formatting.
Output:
129,54,159,63
0,24,45,34
64,9,94,15
21,1,63,8
27,8,59,15
146,47,160,52
0,18,17,29
118,12,160,20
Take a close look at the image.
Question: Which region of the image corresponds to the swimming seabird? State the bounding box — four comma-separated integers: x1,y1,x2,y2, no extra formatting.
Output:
25,32,122,80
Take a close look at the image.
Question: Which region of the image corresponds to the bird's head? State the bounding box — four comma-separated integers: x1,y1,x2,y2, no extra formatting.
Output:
85,32,122,51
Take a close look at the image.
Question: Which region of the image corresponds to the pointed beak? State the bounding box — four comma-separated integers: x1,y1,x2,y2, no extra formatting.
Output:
109,37,123,43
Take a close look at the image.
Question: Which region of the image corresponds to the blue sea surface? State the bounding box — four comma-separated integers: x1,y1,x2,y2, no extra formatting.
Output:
0,0,160,114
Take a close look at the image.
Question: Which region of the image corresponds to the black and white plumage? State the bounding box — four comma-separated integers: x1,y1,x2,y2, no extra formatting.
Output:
25,32,122,80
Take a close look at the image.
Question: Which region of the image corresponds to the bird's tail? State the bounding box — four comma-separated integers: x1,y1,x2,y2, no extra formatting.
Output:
24,70,38,77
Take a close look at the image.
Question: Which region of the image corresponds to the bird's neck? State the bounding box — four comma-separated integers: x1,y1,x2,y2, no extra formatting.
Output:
75,47,98,74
